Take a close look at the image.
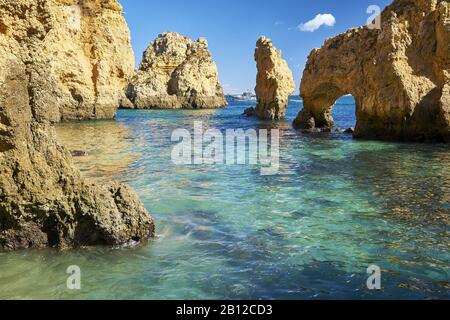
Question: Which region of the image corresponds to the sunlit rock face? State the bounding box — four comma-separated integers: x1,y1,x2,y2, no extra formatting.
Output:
294,0,450,142
254,36,296,120
0,0,154,251
0,0,135,122
126,32,227,109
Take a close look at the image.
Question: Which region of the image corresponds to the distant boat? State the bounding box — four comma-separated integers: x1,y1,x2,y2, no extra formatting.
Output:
290,97,303,103
229,91,257,102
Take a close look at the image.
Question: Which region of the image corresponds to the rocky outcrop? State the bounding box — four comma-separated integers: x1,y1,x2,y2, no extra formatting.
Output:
252,36,296,120
294,0,450,142
0,0,154,251
126,32,227,109
0,0,135,122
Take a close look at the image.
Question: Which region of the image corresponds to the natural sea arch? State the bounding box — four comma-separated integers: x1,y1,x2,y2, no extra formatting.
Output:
292,0,450,142
294,83,358,131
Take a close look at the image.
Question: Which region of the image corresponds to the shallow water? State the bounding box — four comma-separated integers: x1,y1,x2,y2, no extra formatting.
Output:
0,97,449,300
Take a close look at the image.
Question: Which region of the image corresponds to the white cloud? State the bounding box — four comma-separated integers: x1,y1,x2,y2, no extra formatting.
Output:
222,83,241,94
274,21,284,26
298,14,336,32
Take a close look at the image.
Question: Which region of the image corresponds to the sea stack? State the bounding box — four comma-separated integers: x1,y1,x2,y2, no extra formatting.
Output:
0,0,154,250
126,32,227,109
252,36,296,120
294,0,450,142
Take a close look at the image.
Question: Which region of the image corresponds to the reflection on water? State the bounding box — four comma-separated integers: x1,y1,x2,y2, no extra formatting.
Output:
0,96,449,300
55,120,140,183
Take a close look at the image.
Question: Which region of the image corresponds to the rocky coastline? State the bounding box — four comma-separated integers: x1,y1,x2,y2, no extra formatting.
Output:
0,0,154,251
294,0,450,142
0,0,448,252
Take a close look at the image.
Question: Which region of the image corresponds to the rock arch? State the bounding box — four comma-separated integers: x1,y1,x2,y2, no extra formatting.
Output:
294,0,450,142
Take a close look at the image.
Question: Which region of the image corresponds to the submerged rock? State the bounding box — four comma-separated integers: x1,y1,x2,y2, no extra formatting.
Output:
294,0,450,142
127,32,227,109
0,0,154,251
254,36,296,120
344,128,355,134
71,150,89,157
243,107,256,117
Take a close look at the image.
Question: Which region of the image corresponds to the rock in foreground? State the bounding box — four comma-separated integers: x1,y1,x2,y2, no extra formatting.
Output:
0,0,135,122
294,0,450,142
126,32,227,109
0,0,154,251
254,36,296,120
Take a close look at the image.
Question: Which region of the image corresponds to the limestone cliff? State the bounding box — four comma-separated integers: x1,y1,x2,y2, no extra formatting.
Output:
126,32,227,109
0,0,154,251
0,0,135,122
294,0,450,142
253,36,296,120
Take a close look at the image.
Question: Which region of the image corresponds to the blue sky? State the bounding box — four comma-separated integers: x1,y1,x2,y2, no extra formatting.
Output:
120,0,391,94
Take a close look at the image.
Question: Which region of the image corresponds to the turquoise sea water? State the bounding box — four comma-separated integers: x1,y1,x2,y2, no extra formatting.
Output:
0,96,449,300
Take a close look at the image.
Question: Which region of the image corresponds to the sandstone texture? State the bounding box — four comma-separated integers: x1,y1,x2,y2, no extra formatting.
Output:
126,32,227,109
0,0,154,251
0,0,135,122
294,0,450,142
253,36,296,120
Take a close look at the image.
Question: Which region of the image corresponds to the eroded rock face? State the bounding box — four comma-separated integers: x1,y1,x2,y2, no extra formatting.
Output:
0,0,135,122
126,32,227,109
253,36,295,120
0,0,154,251
294,0,450,142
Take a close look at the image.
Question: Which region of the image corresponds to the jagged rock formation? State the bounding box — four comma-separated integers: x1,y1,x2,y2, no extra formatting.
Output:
252,36,296,120
0,0,154,251
0,0,135,122
126,32,227,109
294,0,450,142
